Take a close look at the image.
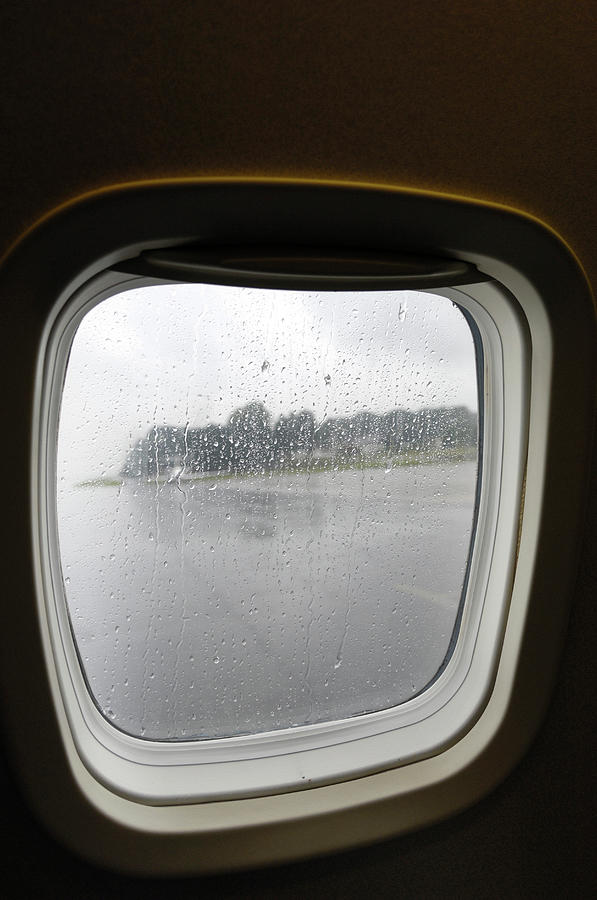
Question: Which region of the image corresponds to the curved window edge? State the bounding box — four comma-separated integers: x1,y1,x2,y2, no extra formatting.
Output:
39,271,511,804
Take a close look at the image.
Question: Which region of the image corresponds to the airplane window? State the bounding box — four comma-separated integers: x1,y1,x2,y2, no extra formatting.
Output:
56,283,479,741
5,180,587,871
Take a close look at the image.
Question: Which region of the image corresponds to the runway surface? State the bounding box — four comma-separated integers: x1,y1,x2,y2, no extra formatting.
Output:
57,460,478,740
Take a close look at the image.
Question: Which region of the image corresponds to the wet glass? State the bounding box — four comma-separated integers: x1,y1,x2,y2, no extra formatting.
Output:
56,284,479,740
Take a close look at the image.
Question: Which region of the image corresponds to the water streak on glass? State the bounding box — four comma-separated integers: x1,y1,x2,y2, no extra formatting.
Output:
56,284,479,740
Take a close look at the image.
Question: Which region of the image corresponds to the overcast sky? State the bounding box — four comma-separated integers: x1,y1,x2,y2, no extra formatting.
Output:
57,283,478,483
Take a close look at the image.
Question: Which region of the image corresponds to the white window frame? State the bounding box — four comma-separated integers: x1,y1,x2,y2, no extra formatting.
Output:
41,273,519,804
0,180,594,873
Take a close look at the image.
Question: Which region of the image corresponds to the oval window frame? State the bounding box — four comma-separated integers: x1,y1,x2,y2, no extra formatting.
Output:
0,179,593,873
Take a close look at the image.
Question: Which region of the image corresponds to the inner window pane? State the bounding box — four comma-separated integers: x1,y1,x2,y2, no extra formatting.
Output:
56,284,479,740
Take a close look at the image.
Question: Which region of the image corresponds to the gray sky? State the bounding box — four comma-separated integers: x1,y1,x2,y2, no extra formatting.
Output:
58,284,478,483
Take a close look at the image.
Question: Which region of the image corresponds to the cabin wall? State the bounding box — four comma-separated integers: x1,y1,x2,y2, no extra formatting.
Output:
0,2,595,896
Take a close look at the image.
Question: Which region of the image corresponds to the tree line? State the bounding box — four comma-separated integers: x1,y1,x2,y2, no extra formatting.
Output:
120,402,477,479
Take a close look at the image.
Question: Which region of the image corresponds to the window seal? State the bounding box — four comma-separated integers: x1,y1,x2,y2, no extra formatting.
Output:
39,268,518,805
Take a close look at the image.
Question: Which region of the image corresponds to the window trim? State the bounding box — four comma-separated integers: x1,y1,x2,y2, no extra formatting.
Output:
42,272,519,805
0,179,593,872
